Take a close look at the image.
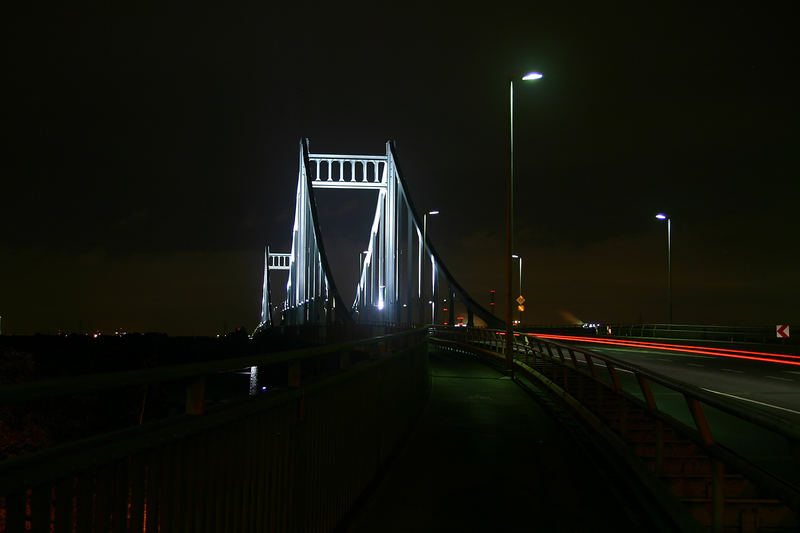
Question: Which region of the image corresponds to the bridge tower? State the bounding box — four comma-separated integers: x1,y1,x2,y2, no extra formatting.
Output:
258,139,502,330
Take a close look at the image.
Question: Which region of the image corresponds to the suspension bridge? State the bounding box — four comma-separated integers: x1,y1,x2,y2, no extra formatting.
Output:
256,138,502,330
1,139,798,532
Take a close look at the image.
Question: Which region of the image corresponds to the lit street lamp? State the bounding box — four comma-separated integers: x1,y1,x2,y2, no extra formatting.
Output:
655,213,672,323
421,210,439,323
506,71,542,370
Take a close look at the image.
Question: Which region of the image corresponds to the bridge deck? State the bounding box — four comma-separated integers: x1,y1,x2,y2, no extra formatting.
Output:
344,348,655,531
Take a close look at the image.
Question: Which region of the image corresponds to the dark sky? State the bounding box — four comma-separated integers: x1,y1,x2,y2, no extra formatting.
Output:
2,2,798,335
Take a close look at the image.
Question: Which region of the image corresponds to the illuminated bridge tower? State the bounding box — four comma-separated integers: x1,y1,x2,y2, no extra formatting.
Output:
258,139,502,330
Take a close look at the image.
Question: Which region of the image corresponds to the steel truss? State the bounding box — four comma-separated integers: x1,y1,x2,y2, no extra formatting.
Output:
258,139,502,330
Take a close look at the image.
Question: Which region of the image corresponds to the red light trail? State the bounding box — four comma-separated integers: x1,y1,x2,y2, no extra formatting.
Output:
529,334,800,367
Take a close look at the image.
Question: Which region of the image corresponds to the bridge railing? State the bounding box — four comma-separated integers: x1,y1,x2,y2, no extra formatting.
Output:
610,323,793,345
431,326,800,531
0,327,429,532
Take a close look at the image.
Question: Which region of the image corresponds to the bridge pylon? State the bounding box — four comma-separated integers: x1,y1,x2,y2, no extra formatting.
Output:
257,139,503,330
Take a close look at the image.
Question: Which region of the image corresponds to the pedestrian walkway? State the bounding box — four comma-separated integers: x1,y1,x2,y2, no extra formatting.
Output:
343,348,655,532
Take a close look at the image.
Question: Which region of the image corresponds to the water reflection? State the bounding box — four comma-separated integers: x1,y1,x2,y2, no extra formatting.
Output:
249,366,258,397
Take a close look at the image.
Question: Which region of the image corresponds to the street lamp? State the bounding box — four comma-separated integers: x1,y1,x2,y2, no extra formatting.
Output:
506,71,542,370
421,210,439,323
358,250,368,316
512,254,523,324
655,213,672,323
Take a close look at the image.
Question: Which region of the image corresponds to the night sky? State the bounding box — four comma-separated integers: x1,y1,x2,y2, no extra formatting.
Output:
3,3,798,336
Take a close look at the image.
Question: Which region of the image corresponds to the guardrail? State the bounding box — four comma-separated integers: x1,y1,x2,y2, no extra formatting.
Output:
0,327,429,532
610,323,792,345
432,327,800,532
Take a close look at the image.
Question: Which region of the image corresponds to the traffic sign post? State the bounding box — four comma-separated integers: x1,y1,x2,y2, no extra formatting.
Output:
777,325,790,339
515,296,525,323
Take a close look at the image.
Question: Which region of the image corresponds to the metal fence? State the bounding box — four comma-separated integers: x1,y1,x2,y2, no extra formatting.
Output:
0,328,429,532
610,323,793,345
432,327,800,532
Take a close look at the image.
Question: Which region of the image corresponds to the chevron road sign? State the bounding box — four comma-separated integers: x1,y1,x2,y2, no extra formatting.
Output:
777,325,790,338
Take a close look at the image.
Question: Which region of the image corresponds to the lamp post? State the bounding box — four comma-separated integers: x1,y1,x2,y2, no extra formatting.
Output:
655,213,672,323
512,254,523,324
421,210,439,323
506,71,542,371
358,250,368,317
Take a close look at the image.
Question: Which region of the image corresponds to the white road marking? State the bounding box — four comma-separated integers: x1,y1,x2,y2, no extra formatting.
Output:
785,371,800,376
721,368,744,374
702,388,800,416
765,375,793,382
583,345,717,360
687,363,704,367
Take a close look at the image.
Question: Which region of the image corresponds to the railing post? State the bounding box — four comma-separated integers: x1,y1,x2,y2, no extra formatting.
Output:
555,346,566,364
568,349,582,398
637,375,663,474
584,353,597,378
568,349,578,369
554,346,567,388
606,362,622,393
186,378,205,415
687,396,724,533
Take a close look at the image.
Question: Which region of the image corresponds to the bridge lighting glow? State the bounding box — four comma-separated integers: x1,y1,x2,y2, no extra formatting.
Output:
522,72,543,80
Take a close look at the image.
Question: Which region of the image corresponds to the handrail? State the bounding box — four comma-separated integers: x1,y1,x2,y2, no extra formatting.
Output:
0,341,424,491
433,328,800,469
526,334,800,442
459,327,800,442
432,326,800,530
0,328,426,404
0,327,432,532
615,323,778,331
609,323,792,345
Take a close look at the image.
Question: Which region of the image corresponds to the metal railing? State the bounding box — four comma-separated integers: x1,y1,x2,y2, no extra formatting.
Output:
0,327,429,532
432,327,800,532
611,323,793,345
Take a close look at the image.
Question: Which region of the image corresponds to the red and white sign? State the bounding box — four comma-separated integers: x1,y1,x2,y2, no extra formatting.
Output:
777,325,790,338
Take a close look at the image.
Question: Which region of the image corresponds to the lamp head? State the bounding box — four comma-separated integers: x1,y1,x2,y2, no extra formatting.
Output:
427,210,439,215
522,72,543,80
655,213,668,220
